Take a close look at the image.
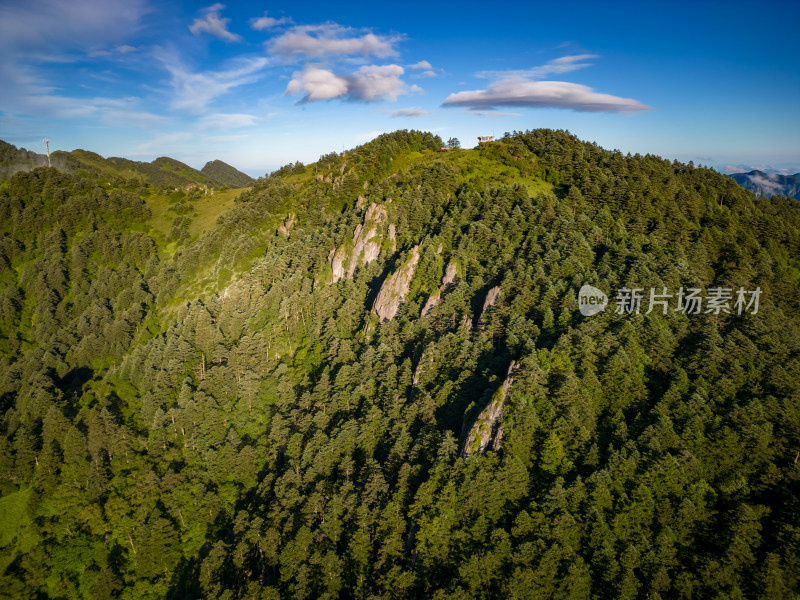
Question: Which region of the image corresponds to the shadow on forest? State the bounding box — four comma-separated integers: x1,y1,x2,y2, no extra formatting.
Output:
57,366,94,397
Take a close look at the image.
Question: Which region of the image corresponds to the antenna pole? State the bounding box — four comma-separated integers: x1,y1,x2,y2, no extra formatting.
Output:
44,139,51,167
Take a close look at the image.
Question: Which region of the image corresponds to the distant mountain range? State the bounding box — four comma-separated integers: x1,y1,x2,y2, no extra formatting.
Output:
728,169,800,199
0,139,253,189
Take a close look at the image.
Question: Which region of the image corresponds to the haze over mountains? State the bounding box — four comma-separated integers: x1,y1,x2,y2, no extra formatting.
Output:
0,129,798,598
6,138,797,203
728,170,800,200
0,140,253,190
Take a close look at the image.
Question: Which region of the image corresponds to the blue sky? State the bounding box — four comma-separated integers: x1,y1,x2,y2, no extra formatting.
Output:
1,0,798,177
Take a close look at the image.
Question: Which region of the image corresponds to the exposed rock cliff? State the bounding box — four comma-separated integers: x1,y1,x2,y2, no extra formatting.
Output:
420,260,458,318
420,292,440,317
442,261,457,286
460,360,519,458
277,212,296,237
330,203,389,283
478,285,501,326
373,246,420,321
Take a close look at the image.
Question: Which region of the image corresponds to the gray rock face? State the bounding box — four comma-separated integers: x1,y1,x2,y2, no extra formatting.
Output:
420,261,458,318
277,212,296,237
420,291,440,317
331,203,389,283
412,347,434,386
442,261,457,286
460,361,519,458
478,285,501,325
373,246,420,322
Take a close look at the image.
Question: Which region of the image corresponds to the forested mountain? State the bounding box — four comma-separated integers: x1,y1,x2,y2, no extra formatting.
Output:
1,129,799,599
0,140,250,190
729,169,800,199
0,140,50,179
201,159,255,188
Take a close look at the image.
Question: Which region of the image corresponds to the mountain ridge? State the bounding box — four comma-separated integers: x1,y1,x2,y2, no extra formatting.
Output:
0,129,798,598
729,168,800,199
0,139,253,190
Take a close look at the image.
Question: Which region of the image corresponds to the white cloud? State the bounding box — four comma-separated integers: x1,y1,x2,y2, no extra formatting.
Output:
286,64,410,103
723,165,745,173
158,52,268,113
198,113,258,130
407,61,440,79
250,12,291,31
22,94,104,118
286,67,349,100
465,109,522,117
389,107,430,118
348,65,407,101
267,23,401,60
443,79,650,113
8,90,169,129
475,54,598,80
0,0,148,53
0,57,169,129
189,4,242,43
747,172,783,196
0,60,54,111
88,45,137,58
452,54,648,113
0,0,149,123
722,164,798,175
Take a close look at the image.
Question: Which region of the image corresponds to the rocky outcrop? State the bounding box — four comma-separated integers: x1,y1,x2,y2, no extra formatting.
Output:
277,212,296,237
442,262,457,286
420,260,458,318
331,203,389,283
420,292,440,317
478,285,501,326
412,346,435,386
460,361,519,458
373,246,420,322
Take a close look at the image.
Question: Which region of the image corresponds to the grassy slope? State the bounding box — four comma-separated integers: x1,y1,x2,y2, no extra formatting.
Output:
283,145,551,207
152,157,214,186
188,188,247,237
63,150,144,182
388,146,552,195
446,146,551,195
56,150,212,188
144,187,247,245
